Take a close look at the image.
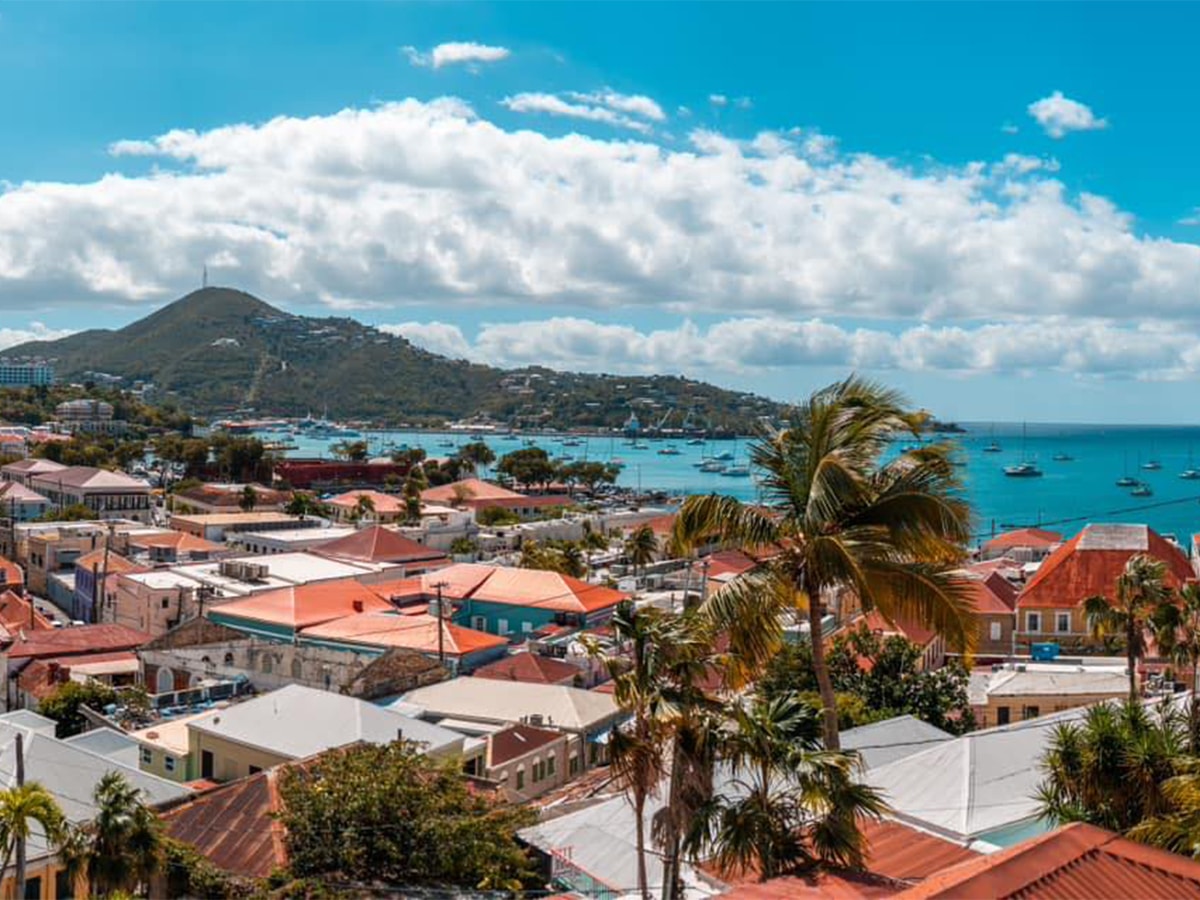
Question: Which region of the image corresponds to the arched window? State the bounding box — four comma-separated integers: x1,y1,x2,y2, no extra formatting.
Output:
291,658,303,679
262,654,273,674
155,667,174,694
223,652,235,666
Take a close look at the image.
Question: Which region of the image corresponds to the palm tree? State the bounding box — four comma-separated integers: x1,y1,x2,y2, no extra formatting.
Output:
82,772,164,896
672,377,973,749
351,492,375,524
624,525,660,582
685,692,887,880
1084,554,1173,701
1038,698,1184,833
0,783,66,899
1153,582,1200,750
588,601,674,899
238,484,258,512
1129,764,1200,859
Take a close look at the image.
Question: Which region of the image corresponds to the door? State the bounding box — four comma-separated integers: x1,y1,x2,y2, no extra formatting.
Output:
201,750,214,779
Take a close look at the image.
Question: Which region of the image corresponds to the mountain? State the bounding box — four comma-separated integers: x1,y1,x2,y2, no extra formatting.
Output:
6,288,782,430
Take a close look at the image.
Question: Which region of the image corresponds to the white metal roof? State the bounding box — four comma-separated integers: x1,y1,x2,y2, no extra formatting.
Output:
399,678,620,732
840,715,954,769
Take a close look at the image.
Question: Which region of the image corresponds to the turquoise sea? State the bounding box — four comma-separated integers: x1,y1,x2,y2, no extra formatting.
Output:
269,422,1200,551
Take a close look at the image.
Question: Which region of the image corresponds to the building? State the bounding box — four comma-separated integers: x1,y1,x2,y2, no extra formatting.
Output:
399,678,623,774
861,610,946,671
839,715,954,769
227,525,355,555
28,466,153,523
1016,524,1193,650
326,489,407,524
183,684,468,782
0,457,67,487
979,527,1063,563
898,822,1200,899
0,358,53,387
272,458,411,491
960,568,1019,657
0,480,52,522
0,709,187,900
420,478,573,519
168,511,318,543
315,524,449,570
301,610,509,674
472,651,586,687
969,662,1132,728
5,623,150,708
120,529,227,564
484,723,568,800
171,483,288,515
0,557,23,593
14,650,141,710
53,399,126,434
384,563,629,638
72,549,145,623
205,578,397,640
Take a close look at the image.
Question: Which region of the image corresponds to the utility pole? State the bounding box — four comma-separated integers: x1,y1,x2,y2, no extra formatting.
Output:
15,731,26,900
434,582,450,666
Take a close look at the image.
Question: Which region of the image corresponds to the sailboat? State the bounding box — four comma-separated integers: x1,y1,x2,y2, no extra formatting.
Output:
1003,424,1042,478
982,424,1002,453
1131,481,1154,497
1181,447,1200,480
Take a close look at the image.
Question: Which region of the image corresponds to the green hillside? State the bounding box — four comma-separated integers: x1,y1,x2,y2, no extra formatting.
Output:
6,288,782,431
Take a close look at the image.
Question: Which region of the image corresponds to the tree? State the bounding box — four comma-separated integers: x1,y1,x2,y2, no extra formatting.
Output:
39,680,118,737
496,447,557,490
672,377,972,749
624,525,659,580
458,441,495,473
519,539,586,578
285,491,326,519
275,741,536,890
1153,582,1200,750
685,692,887,881
561,460,620,495
0,783,66,900
331,439,369,462
1038,699,1184,834
350,493,375,523
477,505,520,527
58,771,164,897
1084,554,1174,701
238,484,258,512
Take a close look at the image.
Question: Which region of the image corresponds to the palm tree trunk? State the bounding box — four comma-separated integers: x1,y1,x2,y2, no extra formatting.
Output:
660,739,684,900
808,594,840,750
634,792,649,900
15,835,25,900
1128,620,1139,701
1192,659,1199,754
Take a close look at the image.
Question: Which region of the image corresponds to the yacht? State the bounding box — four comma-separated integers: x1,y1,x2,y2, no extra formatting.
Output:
981,441,1002,453
1142,459,1163,471
1115,475,1139,487
1051,452,1074,462
686,437,706,446
720,464,751,477
699,460,727,473
1003,462,1043,478
1131,482,1154,497
711,450,735,462
657,445,681,456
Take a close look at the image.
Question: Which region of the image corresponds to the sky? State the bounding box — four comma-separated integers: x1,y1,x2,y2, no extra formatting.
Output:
2,2,1200,423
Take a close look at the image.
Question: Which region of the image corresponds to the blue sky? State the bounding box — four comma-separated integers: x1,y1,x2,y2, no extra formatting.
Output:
2,2,1200,423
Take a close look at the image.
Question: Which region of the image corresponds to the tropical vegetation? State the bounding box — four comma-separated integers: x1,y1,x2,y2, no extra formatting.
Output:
672,376,974,749
39,680,119,738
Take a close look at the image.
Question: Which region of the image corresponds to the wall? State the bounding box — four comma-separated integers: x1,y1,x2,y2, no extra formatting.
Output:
188,729,290,783
976,611,1016,657
978,689,1125,728
142,639,371,696
137,742,192,782
488,735,568,802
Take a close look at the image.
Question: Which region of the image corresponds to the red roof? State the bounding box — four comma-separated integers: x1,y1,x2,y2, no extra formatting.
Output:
6,624,150,660
982,527,1063,554
706,549,761,580
211,580,394,630
159,770,287,879
0,589,53,635
421,478,526,505
898,822,1200,899
488,723,565,766
385,564,628,615
863,610,936,649
472,652,581,686
960,572,1018,616
0,556,24,588
1018,524,1193,611
326,490,405,515
719,819,978,897
19,651,139,701
125,531,224,554
316,525,448,565
75,550,144,576
301,611,507,657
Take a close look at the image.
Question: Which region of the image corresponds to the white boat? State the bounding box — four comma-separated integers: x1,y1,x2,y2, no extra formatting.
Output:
1131,482,1154,497
711,450,734,462
719,465,751,477
1003,462,1043,478
699,460,727,473
657,445,681,456
1142,459,1162,471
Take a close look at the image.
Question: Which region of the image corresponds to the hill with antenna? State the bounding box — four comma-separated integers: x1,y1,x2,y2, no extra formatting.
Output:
6,287,781,430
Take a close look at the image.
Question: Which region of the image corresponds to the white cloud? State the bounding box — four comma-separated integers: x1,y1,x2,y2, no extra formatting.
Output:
402,41,510,70
501,92,654,133
1028,91,1108,138
0,322,75,351
389,315,1200,381
566,90,665,122
1180,208,1200,226
3,96,1200,355
709,94,728,107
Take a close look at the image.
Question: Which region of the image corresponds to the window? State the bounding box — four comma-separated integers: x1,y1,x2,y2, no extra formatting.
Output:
1025,612,1041,633
472,615,487,631
569,755,580,775
262,654,273,674
223,652,235,666
201,750,214,779
531,761,540,783
546,755,555,776
164,756,176,774
1022,705,1041,721
23,876,40,900
521,621,533,633
161,596,170,608
498,618,510,635
989,621,1002,641
249,765,262,775
516,768,525,790
996,706,1010,726
291,658,303,679
140,747,152,766
1056,613,1071,634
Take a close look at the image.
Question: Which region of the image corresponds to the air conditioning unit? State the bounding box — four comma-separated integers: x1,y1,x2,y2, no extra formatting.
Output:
529,714,544,726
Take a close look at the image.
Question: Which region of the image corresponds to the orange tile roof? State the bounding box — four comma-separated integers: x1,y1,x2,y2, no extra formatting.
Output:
958,572,1017,616
421,478,526,504
982,527,1063,554
0,589,52,633
75,550,144,576
0,556,24,588
316,525,448,565
326,490,406,514
705,549,762,579
472,652,581,685
6,623,150,659
897,822,1200,899
718,819,978,898
383,564,629,615
301,611,507,657
211,579,395,629
1018,524,1193,611
126,531,224,554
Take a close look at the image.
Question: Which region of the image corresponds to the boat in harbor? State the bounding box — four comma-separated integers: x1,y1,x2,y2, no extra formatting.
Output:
981,425,1002,453
699,460,727,473
1142,459,1163,471
657,445,681,456
1003,462,1043,478
711,450,734,462
720,464,751,477
1051,452,1074,462
1116,475,1138,487
1180,469,1200,480
686,437,705,445
1131,482,1154,497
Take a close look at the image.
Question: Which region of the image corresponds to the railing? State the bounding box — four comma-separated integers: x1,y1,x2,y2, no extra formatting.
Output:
549,848,619,899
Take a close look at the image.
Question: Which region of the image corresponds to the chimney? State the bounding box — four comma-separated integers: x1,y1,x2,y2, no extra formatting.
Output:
352,599,364,613
396,727,403,741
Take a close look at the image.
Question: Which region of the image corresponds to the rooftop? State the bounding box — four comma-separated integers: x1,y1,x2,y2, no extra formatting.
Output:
326,489,405,514
188,684,464,759
981,527,1063,552
472,652,582,686
28,466,150,491
840,715,954,770
6,623,150,660
420,478,526,504
316,525,448,565
388,563,628,615
209,579,395,630
169,511,301,527
302,610,508,656
488,722,565,766
400,678,620,732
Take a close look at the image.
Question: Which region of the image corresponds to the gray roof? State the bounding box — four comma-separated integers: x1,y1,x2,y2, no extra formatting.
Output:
0,709,58,736
1078,523,1148,551
400,678,621,733
0,713,190,866
840,715,954,769
189,684,464,759
64,727,143,768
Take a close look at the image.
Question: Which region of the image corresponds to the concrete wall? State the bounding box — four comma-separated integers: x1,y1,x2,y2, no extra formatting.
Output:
978,690,1124,729
188,729,290,783
487,734,568,802
142,639,372,696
